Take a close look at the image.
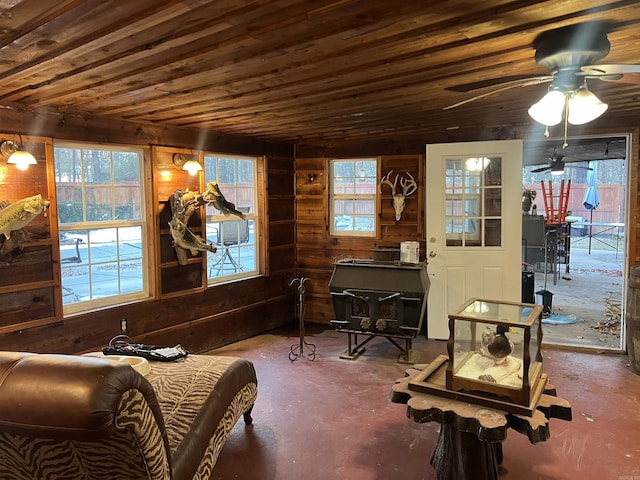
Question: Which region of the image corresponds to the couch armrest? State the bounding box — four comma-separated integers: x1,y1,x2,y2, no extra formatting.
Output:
0,352,166,443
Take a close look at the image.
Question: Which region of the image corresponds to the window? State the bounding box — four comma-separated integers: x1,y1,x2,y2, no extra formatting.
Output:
330,158,377,236
445,157,502,247
204,154,258,283
54,143,148,313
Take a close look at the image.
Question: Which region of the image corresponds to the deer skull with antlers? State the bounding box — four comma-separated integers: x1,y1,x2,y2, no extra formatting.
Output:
378,170,418,221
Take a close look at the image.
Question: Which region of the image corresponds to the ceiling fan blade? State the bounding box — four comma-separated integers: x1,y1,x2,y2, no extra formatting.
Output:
583,64,640,84
530,166,550,173
600,72,640,85
565,165,593,170
582,64,640,75
573,157,626,162
443,77,552,110
445,74,546,93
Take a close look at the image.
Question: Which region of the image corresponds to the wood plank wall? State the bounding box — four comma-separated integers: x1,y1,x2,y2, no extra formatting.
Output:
0,106,638,353
296,127,640,325
295,155,424,324
0,111,297,354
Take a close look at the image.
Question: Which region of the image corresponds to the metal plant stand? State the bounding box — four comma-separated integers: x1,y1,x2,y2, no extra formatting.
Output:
288,277,316,361
536,230,554,317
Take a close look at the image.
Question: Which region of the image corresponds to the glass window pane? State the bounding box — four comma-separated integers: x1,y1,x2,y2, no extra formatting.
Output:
465,218,479,234
336,177,355,195
114,186,139,220
444,154,503,247
355,176,376,194
465,199,479,216
55,144,147,314
484,158,502,185
54,148,82,183
485,219,501,246
333,199,349,215
57,188,84,223
119,227,142,260
334,161,355,177
83,150,112,184
86,187,113,221
484,188,502,216
88,228,118,263
62,265,89,304
354,216,374,231
204,154,259,283
113,151,140,183
446,218,463,234
330,158,376,236
120,260,144,293
354,198,374,214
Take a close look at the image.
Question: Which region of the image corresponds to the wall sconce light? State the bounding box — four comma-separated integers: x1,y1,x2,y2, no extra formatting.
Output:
0,134,38,171
173,153,202,176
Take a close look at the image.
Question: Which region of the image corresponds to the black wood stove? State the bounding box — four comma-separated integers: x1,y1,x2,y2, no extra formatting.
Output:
329,258,430,362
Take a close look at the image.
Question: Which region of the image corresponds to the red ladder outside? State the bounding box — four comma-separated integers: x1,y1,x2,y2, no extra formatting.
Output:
540,179,571,224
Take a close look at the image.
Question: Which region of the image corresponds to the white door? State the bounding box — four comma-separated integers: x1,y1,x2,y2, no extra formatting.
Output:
425,140,523,339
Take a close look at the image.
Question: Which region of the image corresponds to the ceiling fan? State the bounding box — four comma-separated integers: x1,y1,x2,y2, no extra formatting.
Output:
444,21,640,139
530,151,594,175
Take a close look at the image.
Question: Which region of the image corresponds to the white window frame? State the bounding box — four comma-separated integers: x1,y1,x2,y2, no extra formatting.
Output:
329,158,378,237
204,153,259,284
54,142,149,314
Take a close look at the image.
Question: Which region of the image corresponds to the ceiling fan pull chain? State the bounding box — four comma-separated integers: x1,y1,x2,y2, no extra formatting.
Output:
562,96,569,148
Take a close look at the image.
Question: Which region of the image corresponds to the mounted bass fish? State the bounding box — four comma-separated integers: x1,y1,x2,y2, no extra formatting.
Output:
202,181,246,219
168,183,246,265
168,218,216,258
0,194,50,256
168,188,215,266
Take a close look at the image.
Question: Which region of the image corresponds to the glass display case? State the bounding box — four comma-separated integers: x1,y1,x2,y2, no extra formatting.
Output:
446,298,544,406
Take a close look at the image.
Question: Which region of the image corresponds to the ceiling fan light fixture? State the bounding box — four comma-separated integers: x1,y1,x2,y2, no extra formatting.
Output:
567,86,608,125
465,157,490,171
550,164,565,175
528,90,565,126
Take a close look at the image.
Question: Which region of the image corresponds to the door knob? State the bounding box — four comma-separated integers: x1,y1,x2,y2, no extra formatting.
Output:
428,251,437,258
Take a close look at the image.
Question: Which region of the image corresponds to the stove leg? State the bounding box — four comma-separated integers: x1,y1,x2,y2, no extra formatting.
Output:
339,332,374,360
385,336,414,363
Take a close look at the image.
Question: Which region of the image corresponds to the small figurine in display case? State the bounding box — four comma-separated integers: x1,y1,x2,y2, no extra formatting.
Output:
446,298,545,408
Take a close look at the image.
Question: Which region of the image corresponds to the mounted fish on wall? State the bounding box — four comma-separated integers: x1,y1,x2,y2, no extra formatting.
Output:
168,181,245,265
0,194,50,257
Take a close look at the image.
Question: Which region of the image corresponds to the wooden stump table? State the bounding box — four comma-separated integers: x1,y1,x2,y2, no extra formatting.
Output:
390,360,572,480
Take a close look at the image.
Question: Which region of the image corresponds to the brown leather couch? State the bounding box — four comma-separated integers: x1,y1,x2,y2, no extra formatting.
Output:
0,351,257,480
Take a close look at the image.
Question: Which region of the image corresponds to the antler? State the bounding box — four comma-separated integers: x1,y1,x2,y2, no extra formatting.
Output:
378,170,397,194
400,172,417,196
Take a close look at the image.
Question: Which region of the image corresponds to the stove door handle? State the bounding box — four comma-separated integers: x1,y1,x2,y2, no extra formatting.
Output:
341,290,369,302
378,292,401,302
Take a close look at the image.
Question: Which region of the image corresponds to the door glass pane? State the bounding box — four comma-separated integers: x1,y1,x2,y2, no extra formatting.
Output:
484,187,501,216
445,156,503,247
485,219,502,246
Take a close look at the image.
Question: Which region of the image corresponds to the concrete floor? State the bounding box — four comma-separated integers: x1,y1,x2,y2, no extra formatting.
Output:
534,246,624,351
209,324,640,480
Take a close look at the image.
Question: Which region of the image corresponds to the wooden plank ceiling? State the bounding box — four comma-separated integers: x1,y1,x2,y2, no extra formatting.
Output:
0,0,639,155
